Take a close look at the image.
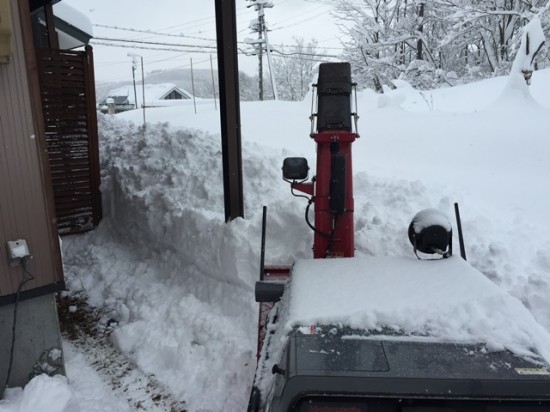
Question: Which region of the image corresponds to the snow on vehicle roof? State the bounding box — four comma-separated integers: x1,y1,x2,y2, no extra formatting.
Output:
286,256,550,361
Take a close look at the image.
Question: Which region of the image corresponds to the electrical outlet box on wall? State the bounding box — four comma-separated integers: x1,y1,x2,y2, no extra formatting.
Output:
7,239,30,267
0,0,12,64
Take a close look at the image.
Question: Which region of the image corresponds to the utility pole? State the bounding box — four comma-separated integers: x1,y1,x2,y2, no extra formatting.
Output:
129,53,146,127
263,20,278,100
246,0,274,101
128,54,138,110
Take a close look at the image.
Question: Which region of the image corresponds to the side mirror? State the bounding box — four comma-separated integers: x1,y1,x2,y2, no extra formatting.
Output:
282,157,309,180
255,281,285,303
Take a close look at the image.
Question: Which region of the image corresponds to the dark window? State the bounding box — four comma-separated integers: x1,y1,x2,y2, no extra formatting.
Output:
165,90,183,100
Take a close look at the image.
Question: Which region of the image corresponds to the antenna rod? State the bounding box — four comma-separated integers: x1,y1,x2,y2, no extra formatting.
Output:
260,206,267,280
454,202,467,261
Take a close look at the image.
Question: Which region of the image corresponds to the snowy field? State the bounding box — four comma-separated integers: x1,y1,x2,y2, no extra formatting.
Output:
2,69,550,411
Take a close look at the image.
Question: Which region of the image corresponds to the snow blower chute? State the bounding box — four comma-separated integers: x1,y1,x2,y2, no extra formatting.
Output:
248,63,550,412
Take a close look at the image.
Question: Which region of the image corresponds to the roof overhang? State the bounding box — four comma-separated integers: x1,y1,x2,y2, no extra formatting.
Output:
32,1,93,49
29,0,60,12
53,3,93,49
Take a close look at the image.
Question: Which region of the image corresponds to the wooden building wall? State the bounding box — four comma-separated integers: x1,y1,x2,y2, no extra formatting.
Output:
0,0,64,304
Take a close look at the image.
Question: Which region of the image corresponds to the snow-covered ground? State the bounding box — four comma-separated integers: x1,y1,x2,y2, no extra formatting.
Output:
2,69,550,411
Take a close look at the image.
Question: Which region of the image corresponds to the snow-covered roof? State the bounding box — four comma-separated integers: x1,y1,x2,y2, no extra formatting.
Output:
52,2,93,49
107,83,192,106
98,95,130,106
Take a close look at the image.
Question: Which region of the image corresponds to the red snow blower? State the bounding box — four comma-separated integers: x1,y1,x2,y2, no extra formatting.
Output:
247,63,550,412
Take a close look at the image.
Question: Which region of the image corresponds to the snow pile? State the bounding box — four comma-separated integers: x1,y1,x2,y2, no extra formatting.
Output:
0,375,76,412
61,116,314,411
63,120,250,411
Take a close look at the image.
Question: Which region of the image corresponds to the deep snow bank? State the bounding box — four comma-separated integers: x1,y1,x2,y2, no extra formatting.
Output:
62,118,265,411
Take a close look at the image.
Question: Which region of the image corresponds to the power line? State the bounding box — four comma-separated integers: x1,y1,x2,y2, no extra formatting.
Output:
91,40,249,55
141,15,216,34
271,49,340,59
271,4,330,27
93,24,217,43
91,37,339,60
270,9,333,32
93,36,218,50
128,3,252,36
270,42,347,51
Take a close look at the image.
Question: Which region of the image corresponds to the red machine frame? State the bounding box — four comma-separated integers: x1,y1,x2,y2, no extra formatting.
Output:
292,130,357,258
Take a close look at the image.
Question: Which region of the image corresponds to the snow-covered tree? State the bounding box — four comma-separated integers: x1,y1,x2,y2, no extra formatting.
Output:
334,0,445,90
272,38,326,101
334,0,550,90
239,71,260,101
437,0,545,74
510,16,546,84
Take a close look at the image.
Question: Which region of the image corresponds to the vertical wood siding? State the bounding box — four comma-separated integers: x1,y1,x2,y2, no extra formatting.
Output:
0,0,63,301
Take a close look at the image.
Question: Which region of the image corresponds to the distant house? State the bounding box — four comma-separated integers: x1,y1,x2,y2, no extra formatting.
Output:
98,83,193,113
97,95,134,114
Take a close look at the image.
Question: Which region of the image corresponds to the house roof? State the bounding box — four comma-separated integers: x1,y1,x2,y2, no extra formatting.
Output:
159,88,192,100
98,96,130,106
106,83,193,106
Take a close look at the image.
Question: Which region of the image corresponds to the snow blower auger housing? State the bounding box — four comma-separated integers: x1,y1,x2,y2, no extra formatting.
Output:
248,63,550,412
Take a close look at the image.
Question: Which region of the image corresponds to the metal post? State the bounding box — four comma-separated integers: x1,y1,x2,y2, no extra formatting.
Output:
215,0,244,222
454,203,467,261
258,14,264,101
131,65,137,110
264,22,278,100
260,206,267,280
140,56,146,127
190,58,197,114
210,54,217,110
128,54,139,110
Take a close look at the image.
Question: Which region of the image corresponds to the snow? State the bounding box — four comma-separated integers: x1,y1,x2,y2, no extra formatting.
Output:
53,3,93,37
287,256,550,360
0,375,76,412
4,67,550,411
410,208,451,233
511,17,546,77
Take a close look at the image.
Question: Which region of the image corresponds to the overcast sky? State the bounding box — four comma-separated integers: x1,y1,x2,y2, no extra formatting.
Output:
61,0,343,84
